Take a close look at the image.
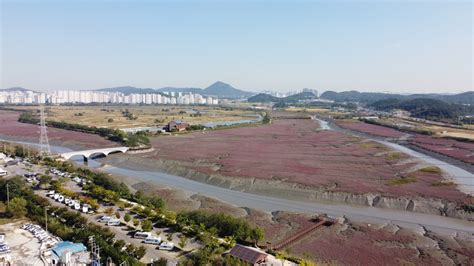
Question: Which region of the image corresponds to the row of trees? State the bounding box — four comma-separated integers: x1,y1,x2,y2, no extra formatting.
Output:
177,210,264,244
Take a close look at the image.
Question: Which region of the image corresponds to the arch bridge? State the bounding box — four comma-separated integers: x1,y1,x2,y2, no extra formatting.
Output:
59,147,129,161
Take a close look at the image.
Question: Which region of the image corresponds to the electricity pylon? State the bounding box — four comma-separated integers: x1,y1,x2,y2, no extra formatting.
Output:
39,104,51,157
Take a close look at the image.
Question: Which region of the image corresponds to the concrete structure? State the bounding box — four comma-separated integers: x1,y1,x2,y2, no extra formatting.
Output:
60,147,128,161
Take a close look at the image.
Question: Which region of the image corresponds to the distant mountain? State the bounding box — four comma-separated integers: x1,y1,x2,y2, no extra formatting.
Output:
248,91,316,103
369,98,474,122
0,87,35,92
203,81,254,98
95,82,254,99
320,90,474,105
320,91,405,103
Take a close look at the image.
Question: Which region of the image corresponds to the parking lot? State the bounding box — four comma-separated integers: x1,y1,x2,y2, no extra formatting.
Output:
0,221,45,265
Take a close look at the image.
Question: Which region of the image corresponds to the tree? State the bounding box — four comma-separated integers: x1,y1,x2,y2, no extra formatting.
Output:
7,197,27,218
105,207,114,215
141,220,153,232
178,235,188,250
124,213,131,223
133,219,140,227
167,232,174,242
115,211,121,219
250,227,265,246
38,175,52,189
134,246,147,259
152,257,168,266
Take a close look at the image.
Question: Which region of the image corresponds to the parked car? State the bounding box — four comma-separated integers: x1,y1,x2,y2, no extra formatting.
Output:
134,231,152,239
98,216,112,223
107,219,121,226
158,242,174,250
144,236,162,245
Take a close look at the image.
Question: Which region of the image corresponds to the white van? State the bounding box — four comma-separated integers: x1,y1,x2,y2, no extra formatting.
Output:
159,242,174,250
144,236,162,245
98,216,112,223
107,219,121,226
134,231,151,239
82,206,89,213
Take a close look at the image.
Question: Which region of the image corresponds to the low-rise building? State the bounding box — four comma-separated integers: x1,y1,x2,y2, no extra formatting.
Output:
165,120,189,132
228,245,268,266
47,241,90,266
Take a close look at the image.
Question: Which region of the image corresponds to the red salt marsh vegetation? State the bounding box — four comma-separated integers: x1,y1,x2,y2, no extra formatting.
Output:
0,110,116,149
150,116,467,202
335,119,473,165
410,135,474,164
335,119,405,138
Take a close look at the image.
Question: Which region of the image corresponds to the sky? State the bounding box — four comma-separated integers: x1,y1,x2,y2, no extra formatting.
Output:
1,0,472,93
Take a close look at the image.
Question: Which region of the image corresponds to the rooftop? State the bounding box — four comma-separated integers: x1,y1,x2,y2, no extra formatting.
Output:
229,244,268,265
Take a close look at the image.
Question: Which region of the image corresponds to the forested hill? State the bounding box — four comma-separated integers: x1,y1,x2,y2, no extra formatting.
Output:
369,98,474,122
321,91,474,105
248,91,315,103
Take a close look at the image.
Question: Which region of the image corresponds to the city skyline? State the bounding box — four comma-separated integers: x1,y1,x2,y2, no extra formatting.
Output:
2,1,473,93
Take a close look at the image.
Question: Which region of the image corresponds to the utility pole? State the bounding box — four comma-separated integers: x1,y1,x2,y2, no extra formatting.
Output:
45,206,50,233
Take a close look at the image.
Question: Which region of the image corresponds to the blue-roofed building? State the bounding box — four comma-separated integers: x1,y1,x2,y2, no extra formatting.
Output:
49,241,90,265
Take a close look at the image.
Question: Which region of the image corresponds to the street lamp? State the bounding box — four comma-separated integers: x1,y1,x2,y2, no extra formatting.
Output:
45,206,50,233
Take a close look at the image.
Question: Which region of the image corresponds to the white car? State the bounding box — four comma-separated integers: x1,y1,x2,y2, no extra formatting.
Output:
98,216,112,223
64,198,71,205
107,219,121,226
74,203,81,210
58,196,64,203
144,236,162,245
68,200,76,207
134,231,152,239
53,194,59,200
159,242,174,250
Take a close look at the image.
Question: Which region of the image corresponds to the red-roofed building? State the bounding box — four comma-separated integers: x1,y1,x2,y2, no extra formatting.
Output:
229,245,268,265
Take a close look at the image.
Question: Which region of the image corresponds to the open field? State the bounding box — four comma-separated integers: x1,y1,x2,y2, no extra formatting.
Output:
0,110,117,149
334,119,474,165
145,115,468,202
8,105,258,129
371,117,474,141
410,135,474,165
335,119,406,138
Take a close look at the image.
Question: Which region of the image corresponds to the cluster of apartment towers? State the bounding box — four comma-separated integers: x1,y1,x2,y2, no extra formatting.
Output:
0,90,219,105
